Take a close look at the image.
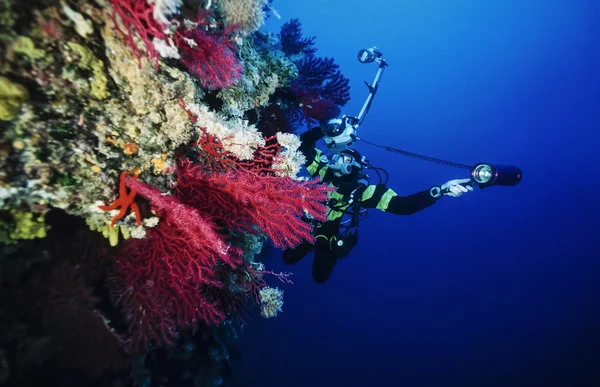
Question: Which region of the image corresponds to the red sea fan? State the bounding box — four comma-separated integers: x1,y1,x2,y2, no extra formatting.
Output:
173,27,243,89
109,154,330,349
108,0,242,90
127,177,240,269
175,159,333,249
110,179,243,352
107,0,167,68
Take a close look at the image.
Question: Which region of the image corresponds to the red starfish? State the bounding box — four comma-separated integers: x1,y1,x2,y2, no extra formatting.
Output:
99,171,141,226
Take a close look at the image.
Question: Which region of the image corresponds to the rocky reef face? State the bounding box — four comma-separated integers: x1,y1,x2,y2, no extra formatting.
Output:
0,1,341,386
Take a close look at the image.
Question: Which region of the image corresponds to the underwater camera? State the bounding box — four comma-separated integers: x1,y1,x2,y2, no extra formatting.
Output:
470,163,522,188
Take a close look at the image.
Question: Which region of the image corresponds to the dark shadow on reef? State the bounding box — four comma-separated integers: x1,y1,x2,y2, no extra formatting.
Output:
0,209,244,387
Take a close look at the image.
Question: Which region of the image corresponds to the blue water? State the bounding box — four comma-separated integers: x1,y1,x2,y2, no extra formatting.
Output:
239,1,600,386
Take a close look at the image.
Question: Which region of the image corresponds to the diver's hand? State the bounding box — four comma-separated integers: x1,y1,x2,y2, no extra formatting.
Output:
441,178,473,197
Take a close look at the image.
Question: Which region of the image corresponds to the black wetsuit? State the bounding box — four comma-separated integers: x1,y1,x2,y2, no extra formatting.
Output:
282,126,442,284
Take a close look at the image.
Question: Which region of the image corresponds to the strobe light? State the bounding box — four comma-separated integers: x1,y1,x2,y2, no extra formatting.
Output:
470,163,523,188
357,47,383,64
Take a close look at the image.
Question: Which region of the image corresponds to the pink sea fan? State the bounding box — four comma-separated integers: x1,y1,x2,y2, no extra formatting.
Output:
110,178,244,351
107,0,167,68
174,27,243,89
175,159,333,249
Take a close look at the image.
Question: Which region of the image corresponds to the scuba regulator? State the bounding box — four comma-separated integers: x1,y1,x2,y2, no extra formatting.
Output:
328,148,363,176
322,46,523,190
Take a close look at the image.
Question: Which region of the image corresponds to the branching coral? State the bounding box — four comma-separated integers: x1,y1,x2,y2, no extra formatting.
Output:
240,17,352,130
284,56,350,125
272,132,306,178
149,0,183,25
107,151,328,350
295,56,351,106
279,18,316,57
181,98,306,177
185,100,269,161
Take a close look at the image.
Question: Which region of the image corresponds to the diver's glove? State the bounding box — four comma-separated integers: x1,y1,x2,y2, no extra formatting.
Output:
440,178,473,197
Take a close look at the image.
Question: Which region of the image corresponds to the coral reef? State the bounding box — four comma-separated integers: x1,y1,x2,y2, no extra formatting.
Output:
0,0,340,385
217,37,297,117
247,18,351,133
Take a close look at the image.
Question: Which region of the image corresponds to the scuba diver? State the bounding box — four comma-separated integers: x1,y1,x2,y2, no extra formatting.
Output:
282,47,522,284
282,119,472,284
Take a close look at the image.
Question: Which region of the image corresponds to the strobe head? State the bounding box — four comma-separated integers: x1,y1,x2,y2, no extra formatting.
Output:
358,47,383,64
470,163,523,188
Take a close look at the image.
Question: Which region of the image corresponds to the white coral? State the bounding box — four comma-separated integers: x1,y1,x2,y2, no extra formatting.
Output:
259,287,284,318
271,132,306,178
216,0,267,36
148,0,182,26
186,102,266,160
153,38,180,59
61,1,93,38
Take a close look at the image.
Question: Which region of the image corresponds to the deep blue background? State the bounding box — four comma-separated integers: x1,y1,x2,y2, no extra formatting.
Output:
237,1,600,386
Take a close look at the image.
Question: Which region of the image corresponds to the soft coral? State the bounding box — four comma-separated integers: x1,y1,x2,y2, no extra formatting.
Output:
175,159,332,249
110,178,243,352
173,26,243,89
110,158,331,349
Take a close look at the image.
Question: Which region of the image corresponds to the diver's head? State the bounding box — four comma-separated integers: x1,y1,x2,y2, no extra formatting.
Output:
330,148,362,178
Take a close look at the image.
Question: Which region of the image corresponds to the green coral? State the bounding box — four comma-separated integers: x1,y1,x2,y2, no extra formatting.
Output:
66,41,108,100
0,76,28,121
1,209,49,244
11,35,46,60
218,38,297,117
91,222,123,247
86,211,160,247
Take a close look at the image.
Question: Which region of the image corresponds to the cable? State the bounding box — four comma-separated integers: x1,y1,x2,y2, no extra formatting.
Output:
359,138,472,171
363,164,388,185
